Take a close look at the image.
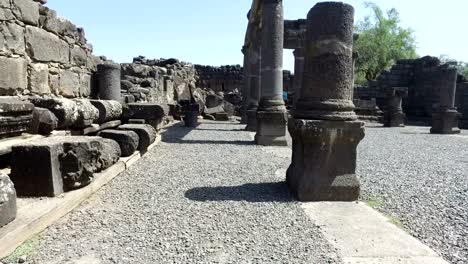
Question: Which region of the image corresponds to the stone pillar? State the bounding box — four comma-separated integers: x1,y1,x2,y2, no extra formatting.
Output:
255,0,287,146
384,87,408,127
245,32,262,132
287,2,365,201
241,46,251,124
431,65,461,134
97,63,121,102
292,48,305,108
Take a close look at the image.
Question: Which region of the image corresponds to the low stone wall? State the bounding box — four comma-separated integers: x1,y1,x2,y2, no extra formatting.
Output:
0,0,103,98
121,57,197,105
195,65,243,94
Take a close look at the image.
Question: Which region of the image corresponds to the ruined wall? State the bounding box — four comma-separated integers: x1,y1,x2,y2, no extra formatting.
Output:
0,0,103,98
195,65,243,94
355,56,467,126
120,57,197,105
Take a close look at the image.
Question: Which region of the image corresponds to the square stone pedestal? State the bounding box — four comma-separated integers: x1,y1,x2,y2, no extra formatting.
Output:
384,112,406,127
287,119,365,201
431,110,461,134
255,110,287,146
245,109,258,132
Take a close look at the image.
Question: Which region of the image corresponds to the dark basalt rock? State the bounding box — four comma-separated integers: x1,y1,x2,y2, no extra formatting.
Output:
90,100,123,124
0,97,34,139
118,124,156,153
98,129,139,157
28,107,58,135
0,173,17,227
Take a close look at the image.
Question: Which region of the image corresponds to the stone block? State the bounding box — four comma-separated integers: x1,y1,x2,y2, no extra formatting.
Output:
31,97,78,129
0,173,16,227
0,57,28,94
431,110,461,134
90,100,122,124
124,102,168,121
0,22,25,55
70,45,87,66
28,107,58,134
0,97,33,138
10,136,121,196
25,26,69,63
12,0,40,25
0,8,15,21
214,112,229,121
72,99,98,128
287,119,365,201
255,111,288,146
118,124,156,153
98,129,139,157
58,70,80,98
29,63,50,94
80,73,91,97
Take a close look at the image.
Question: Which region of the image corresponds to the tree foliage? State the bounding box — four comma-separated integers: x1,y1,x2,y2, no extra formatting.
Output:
354,2,418,85
439,55,468,79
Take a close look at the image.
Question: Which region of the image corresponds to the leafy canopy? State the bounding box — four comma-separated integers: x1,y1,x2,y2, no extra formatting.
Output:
354,2,418,84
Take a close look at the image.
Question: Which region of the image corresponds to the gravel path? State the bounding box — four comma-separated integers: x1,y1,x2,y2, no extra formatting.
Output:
28,121,340,264
358,125,468,264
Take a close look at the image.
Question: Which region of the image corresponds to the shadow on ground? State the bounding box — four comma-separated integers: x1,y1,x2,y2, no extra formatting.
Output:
185,182,294,203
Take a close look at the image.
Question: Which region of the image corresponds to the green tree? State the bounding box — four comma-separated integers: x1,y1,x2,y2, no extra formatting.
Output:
439,55,468,79
354,2,418,85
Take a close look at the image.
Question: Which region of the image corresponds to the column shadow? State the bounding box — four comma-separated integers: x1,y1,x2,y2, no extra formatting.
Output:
185,182,294,203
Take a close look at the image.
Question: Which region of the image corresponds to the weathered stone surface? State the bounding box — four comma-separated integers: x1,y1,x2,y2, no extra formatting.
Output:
97,63,121,101
25,26,69,63
12,0,40,25
30,97,79,129
255,111,288,146
28,107,58,134
0,173,16,227
58,70,80,98
90,99,122,124
11,136,121,196
0,8,15,21
0,57,28,94
118,124,156,153
98,129,139,157
79,73,91,97
124,103,168,121
287,119,364,201
70,45,87,66
0,97,34,138
29,63,50,94
0,22,25,55
214,112,229,121
72,99,98,128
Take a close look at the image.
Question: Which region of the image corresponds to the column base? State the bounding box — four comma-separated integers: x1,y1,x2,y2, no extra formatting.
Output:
384,111,406,127
245,109,258,132
254,110,287,146
431,110,461,134
183,110,199,127
286,119,365,201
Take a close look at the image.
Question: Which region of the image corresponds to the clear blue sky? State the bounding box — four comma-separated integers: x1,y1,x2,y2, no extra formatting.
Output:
47,0,467,72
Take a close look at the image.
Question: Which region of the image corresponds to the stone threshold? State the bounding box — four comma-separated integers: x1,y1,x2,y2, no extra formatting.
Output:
0,136,161,259
301,202,449,264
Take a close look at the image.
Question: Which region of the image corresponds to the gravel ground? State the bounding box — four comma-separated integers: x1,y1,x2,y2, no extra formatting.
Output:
358,125,468,264
26,121,340,264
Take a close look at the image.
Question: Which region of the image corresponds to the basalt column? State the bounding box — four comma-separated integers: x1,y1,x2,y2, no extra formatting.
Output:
287,2,365,201
246,36,261,132
384,87,408,127
255,0,287,146
431,65,461,134
241,46,251,124
292,48,305,108
97,63,122,102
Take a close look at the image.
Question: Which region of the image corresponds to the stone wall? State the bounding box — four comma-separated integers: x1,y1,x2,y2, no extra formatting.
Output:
355,56,467,127
0,0,103,98
120,56,197,105
195,65,243,94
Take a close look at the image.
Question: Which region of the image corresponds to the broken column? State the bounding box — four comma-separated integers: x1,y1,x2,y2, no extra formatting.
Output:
431,65,461,134
97,63,121,101
384,87,408,127
0,98,34,139
90,100,123,124
0,173,16,227
255,0,287,145
287,2,365,201
123,103,169,130
292,48,305,107
241,45,251,124
118,124,156,153
98,130,139,157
